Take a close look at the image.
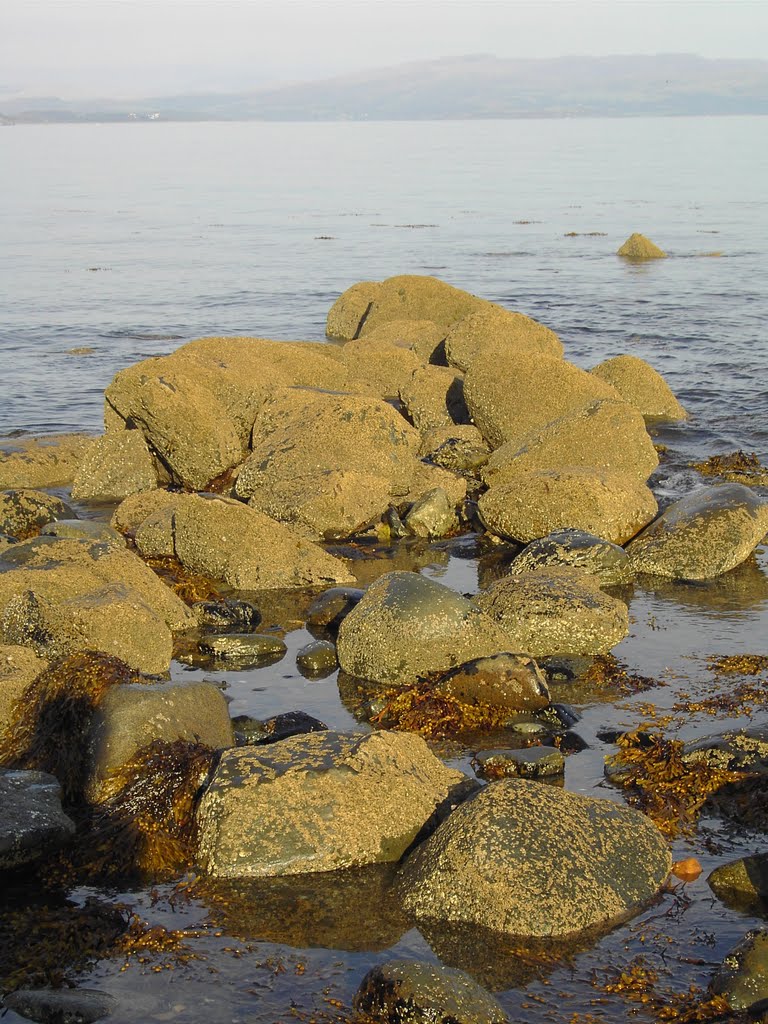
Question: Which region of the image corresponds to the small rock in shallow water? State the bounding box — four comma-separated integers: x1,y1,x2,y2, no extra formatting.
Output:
296,640,339,677
405,487,458,539
306,586,365,631
435,652,550,713
473,746,565,780
2,987,117,1024
708,853,768,913
193,598,261,631
199,632,287,664
710,929,768,1012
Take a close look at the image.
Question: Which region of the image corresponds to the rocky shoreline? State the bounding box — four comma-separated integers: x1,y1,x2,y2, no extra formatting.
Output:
1,273,767,1023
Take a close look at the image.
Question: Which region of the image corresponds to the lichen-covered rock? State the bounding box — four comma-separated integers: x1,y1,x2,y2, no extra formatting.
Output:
195,730,469,877
445,306,563,371
172,494,355,590
111,487,188,536
0,645,47,738
626,484,768,579
400,365,469,432
396,778,671,939
71,428,159,501
710,929,768,1012
509,529,632,585
350,275,490,338
134,504,179,558
354,959,508,1024
340,337,424,400
476,566,629,656
435,653,550,712
362,319,446,362
464,351,621,449
405,488,458,539
39,520,124,546
400,461,467,513
482,399,658,484
0,769,75,870
86,678,234,801
336,571,511,687
326,280,383,340
708,853,768,911
617,233,667,259
479,468,658,545
0,434,93,490
0,489,74,540
590,354,686,421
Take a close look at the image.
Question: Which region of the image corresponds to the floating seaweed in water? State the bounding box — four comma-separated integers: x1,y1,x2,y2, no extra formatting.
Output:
372,681,508,739
707,653,768,676
690,451,768,486
607,729,746,838
584,654,663,696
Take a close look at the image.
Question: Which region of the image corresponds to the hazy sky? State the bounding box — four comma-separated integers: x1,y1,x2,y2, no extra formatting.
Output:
4,0,768,98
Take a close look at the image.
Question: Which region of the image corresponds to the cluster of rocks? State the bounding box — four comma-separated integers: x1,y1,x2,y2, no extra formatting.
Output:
2,273,768,1020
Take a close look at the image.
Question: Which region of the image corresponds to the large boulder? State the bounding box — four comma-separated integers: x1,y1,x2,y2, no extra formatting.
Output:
172,495,355,590
400,365,469,432
463,351,621,449
71,429,159,501
195,730,469,877
445,306,563,371
590,355,686,421
339,337,424,400
626,484,768,579
0,435,93,490
361,319,446,362
478,467,658,545
481,399,658,485
0,769,75,870
476,567,629,656
336,571,511,687
396,778,671,939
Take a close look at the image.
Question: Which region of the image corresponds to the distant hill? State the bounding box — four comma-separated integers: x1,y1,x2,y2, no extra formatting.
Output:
3,54,768,122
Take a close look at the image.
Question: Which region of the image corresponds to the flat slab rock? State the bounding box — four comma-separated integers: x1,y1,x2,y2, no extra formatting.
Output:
0,769,75,870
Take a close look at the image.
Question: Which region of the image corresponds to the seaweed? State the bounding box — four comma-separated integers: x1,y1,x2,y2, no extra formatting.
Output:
690,450,768,486
371,681,508,739
144,554,223,604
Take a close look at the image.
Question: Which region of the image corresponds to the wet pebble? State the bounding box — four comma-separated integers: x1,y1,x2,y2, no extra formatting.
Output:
296,639,339,677
473,746,565,780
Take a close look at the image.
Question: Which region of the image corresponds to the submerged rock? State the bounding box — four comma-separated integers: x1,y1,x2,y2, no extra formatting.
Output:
195,730,469,877
0,769,75,870
617,232,667,259
710,929,768,1012
396,778,671,939
590,354,687,421
626,483,768,579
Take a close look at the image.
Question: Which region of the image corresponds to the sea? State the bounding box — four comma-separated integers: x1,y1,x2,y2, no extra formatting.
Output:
1,116,768,1023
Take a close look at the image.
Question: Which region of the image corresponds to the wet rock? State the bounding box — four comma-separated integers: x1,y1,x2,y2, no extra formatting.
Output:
306,586,365,632
361,318,446,362
172,494,355,590
0,435,93,490
0,490,75,540
445,305,563,371
420,426,490,475
683,726,768,775
336,571,511,687
296,639,339,677
435,653,550,713
340,337,424,400
626,483,768,580
2,987,117,1024
590,354,687,421
710,929,768,1012
39,520,124,546
708,853,768,913
405,488,458,539
508,529,632,585
463,351,621,449
476,566,629,656
354,958,508,1024
86,678,234,801
479,467,658,545
71,428,159,501
481,398,658,484
247,710,329,745
396,778,671,939
0,769,75,869
617,232,667,259
0,644,47,738
193,598,261,631
199,632,287,665
400,365,469,432
473,746,565,780
195,730,469,877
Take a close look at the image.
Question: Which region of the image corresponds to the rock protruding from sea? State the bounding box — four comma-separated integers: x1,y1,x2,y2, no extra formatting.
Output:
590,354,687,421
0,769,75,870
463,351,622,449
71,429,159,501
617,233,667,259
626,483,768,579
195,730,470,877
476,567,629,656
336,572,511,687
708,853,768,912
396,778,671,939
444,305,564,370
508,530,632,585
710,929,768,1013
354,959,508,1024
479,467,658,545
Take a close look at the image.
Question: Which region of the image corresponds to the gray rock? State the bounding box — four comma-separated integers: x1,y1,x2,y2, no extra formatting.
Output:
397,778,671,939
336,571,511,687
40,519,124,546
405,487,458,539
195,730,469,878
2,988,116,1024
306,586,365,631
199,632,287,665
435,653,550,713
626,483,768,580
296,640,339,677
71,428,159,501
0,489,74,540
508,529,632,585
711,929,768,1012
354,959,508,1024
0,769,75,870
473,746,565,780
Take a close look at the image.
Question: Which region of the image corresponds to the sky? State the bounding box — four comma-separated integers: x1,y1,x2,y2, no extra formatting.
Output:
3,0,768,99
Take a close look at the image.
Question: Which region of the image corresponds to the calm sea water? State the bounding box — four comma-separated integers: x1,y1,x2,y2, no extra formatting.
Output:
2,118,768,1024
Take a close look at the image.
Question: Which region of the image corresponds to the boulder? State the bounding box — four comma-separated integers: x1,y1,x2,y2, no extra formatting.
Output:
435,653,550,713
71,429,159,501
590,355,686,421
326,280,383,340
134,503,179,558
476,566,629,656
710,930,768,1013
0,489,74,540
508,530,632,585
708,853,768,911
400,365,469,432
473,747,565,780
86,678,234,801
2,988,117,1024
626,484,768,579
339,337,424,400
195,730,469,877
39,520,124,546
0,434,93,490
354,959,508,1024
445,306,563,371
464,351,621,449
111,487,187,536
617,233,667,259
362,319,446,362
396,778,671,939
0,644,47,738
353,275,490,338
0,769,75,870
481,399,658,485
336,571,511,687
479,468,658,545
172,494,355,590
